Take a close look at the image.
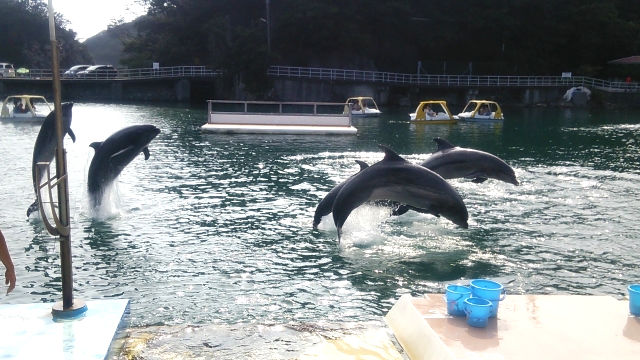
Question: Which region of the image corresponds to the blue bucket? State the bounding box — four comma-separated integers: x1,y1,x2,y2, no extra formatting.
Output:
469,279,506,318
471,295,500,318
469,279,507,301
464,297,492,328
629,284,640,316
445,284,471,317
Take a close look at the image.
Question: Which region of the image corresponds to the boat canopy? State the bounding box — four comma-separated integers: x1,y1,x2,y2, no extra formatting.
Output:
460,100,503,119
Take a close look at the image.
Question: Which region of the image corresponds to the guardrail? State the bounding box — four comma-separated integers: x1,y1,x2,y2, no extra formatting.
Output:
4,66,221,80
267,66,640,93
6,65,639,93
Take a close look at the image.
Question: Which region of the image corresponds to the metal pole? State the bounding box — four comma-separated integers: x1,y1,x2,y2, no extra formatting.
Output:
48,0,85,316
266,0,271,52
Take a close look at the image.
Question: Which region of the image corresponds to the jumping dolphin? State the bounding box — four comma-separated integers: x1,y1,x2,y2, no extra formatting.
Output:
313,160,369,228
391,138,519,216
87,124,161,208
331,145,469,241
27,103,76,218
420,138,519,185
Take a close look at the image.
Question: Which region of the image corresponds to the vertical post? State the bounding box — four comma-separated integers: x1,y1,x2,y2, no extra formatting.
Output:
48,0,86,317
266,0,271,52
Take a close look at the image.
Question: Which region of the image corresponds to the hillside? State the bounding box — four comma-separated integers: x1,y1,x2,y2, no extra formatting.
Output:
83,19,141,68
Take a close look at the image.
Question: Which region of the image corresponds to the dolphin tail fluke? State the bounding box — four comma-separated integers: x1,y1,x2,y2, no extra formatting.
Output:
26,200,39,218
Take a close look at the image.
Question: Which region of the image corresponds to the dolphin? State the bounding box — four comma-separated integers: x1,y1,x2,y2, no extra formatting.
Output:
27,103,76,218
332,145,469,241
391,137,519,216
87,124,161,208
313,160,369,228
419,138,519,185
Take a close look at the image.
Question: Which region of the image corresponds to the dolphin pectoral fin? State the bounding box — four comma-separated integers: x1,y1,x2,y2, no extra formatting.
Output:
142,147,150,160
391,204,410,216
464,172,488,184
412,206,440,217
394,204,442,218
110,146,136,164
68,128,76,143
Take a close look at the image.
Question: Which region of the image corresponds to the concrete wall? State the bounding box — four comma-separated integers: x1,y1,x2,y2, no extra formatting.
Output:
272,78,574,107
272,79,391,104
0,78,202,102
3,77,639,108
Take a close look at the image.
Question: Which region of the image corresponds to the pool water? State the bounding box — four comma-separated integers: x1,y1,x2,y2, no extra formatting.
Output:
1,103,639,358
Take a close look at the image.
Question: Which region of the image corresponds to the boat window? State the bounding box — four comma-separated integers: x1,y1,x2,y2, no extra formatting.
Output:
461,102,475,113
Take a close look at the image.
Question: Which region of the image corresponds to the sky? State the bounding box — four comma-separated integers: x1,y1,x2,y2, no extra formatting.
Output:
52,0,147,41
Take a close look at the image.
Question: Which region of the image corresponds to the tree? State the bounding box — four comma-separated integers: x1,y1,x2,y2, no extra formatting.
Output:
0,0,92,68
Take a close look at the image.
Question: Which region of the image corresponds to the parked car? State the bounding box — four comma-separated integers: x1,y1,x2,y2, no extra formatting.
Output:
76,65,118,79
0,63,16,78
63,65,91,78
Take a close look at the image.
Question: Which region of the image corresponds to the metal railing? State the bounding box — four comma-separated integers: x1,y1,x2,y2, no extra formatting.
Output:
4,66,221,81
6,64,640,93
267,66,640,93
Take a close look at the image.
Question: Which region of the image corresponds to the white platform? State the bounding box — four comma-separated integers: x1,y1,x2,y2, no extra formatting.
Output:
385,294,640,360
0,299,130,359
201,123,357,134
202,100,358,135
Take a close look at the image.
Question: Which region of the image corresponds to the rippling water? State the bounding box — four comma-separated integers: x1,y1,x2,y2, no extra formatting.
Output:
1,103,639,358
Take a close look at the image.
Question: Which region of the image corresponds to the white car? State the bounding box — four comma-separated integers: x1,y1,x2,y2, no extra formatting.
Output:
0,63,16,78
63,65,91,78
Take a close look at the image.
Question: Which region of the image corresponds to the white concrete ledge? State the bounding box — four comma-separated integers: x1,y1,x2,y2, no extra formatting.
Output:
385,294,640,360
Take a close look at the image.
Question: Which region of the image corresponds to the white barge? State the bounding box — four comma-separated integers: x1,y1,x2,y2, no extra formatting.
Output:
201,100,357,135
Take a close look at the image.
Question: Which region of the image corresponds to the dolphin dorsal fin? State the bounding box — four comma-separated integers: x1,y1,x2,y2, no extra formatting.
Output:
378,144,406,162
89,142,103,150
354,160,369,171
433,137,456,152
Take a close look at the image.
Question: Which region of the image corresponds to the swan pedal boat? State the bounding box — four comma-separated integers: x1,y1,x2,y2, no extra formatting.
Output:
409,100,458,124
457,100,504,121
344,97,382,117
0,95,53,122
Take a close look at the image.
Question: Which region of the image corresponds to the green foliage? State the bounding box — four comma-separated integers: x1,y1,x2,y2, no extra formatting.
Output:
121,0,640,83
0,0,92,68
5,0,639,95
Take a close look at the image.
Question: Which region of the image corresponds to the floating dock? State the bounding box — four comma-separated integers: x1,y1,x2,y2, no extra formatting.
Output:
0,299,130,359
201,100,358,135
385,293,640,360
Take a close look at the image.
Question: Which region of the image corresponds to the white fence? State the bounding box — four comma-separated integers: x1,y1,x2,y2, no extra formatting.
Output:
6,66,221,80
267,66,640,93
6,65,639,93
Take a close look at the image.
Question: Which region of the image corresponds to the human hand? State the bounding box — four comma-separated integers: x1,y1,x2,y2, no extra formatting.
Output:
5,267,16,294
